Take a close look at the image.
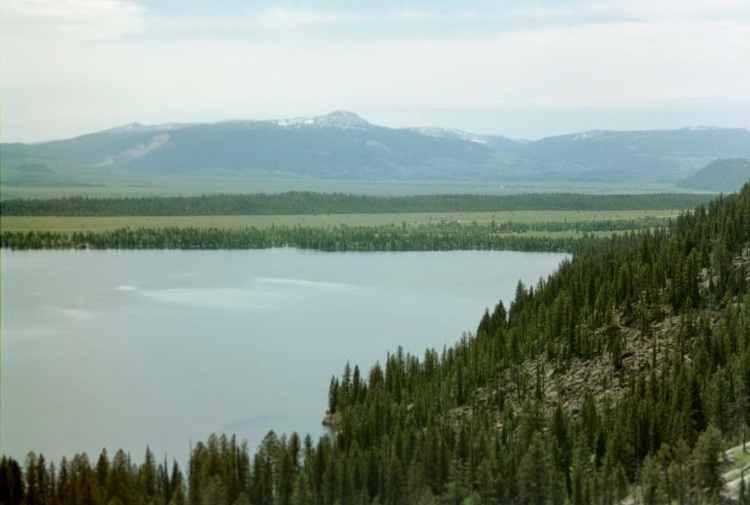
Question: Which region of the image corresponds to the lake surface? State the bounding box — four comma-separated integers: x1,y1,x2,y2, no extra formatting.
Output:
1,248,567,465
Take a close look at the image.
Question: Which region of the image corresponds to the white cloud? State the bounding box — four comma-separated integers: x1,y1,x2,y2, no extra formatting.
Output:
605,0,750,22
508,0,750,24
477,19,750,108
2,0,146,42
148,5,368,38
249,5,365,29
1,0,749,141
386,7,476,22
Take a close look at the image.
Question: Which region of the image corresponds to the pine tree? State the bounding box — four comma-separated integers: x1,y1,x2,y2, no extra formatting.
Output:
0,457,24,505
691,425,724,503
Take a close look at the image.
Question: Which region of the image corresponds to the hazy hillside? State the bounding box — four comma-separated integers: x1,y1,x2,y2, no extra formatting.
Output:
678,158,750,192
3,112,750,189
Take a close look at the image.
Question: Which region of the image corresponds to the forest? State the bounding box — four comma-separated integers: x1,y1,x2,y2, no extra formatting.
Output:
0,192,710,217
0,221,617,253
2,182,750,504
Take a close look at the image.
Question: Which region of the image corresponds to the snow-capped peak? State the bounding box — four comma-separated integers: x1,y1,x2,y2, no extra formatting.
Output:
276,111,371,129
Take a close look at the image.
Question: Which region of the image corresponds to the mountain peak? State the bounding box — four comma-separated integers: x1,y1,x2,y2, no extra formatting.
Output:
103,122,146,134
276,111,371,129
320,110,370,127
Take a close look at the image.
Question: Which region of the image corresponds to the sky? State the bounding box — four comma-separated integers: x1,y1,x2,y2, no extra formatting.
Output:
1,0,749,142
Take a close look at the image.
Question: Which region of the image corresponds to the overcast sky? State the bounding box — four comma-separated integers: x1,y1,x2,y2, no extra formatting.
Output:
2,0,749,142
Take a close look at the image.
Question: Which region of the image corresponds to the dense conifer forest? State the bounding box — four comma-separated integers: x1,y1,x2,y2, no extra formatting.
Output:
0,222,599,253
0,192,709,217
2,183,750,504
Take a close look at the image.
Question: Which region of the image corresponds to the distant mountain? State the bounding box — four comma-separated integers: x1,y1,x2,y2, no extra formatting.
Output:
2,112,496,182
3,112,750,186
407,127,522,151
508,127,750,183
677,158,750,192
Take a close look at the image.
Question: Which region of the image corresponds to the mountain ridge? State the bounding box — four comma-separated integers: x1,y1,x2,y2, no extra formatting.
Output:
3,111,750,188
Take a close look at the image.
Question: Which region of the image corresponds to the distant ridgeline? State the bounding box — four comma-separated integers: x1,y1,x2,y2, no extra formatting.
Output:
3,181,750,504
3,113,750,186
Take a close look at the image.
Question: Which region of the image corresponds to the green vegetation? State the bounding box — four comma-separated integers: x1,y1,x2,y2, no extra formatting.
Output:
0,191,711,216
0,179,700,201
0,210,679,253
0,192,704,252
3,184,750,504
0,209,677,233
0,222,588,253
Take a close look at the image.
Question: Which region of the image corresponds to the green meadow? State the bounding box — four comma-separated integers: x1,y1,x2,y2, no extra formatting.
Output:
1,209,683,234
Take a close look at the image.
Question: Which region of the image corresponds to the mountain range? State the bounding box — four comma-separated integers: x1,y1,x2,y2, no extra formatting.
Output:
3,111,750,189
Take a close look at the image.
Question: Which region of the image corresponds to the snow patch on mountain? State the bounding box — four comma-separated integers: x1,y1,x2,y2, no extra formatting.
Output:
103,123,193,134
409,127,489,144
682,126,721,131
573,130,610,141
276,111,371,130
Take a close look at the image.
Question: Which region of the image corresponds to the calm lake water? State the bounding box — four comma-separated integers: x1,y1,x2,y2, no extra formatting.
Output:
1,249,567,465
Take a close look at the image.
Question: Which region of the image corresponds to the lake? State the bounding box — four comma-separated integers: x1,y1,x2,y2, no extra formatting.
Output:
1,248,567,466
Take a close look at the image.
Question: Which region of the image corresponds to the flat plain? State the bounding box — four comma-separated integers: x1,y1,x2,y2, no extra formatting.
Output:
1,209,683,234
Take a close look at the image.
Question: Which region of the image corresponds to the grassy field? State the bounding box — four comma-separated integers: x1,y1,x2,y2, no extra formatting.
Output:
0,173,700,200
0,209,683,233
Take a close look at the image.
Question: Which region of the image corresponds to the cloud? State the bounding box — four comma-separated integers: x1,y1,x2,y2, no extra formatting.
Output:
2,0,146,42
1,0,749,141
250,5,365,29
507,0,750,23
151,5,367,36
386,6,477,22
605,0,750,22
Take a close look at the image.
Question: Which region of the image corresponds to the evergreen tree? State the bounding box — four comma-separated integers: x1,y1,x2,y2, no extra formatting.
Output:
691,425,724,503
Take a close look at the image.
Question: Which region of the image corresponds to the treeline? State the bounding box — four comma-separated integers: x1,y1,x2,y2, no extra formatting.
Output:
0,192,710,216
0,424,732,505
478,216,670,234
1,447,186,505
0,222,586,253
0,216,673,253
0,434,313,505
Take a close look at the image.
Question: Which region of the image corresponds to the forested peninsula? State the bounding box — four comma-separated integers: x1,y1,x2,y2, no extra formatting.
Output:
0,224,594,253
0,192,707,252
3,184,750,504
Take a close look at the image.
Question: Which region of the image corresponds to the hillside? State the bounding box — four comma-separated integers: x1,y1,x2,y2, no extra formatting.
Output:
678,158,750,192
308,181,750,504
3,112,749,190
313,183,750,504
